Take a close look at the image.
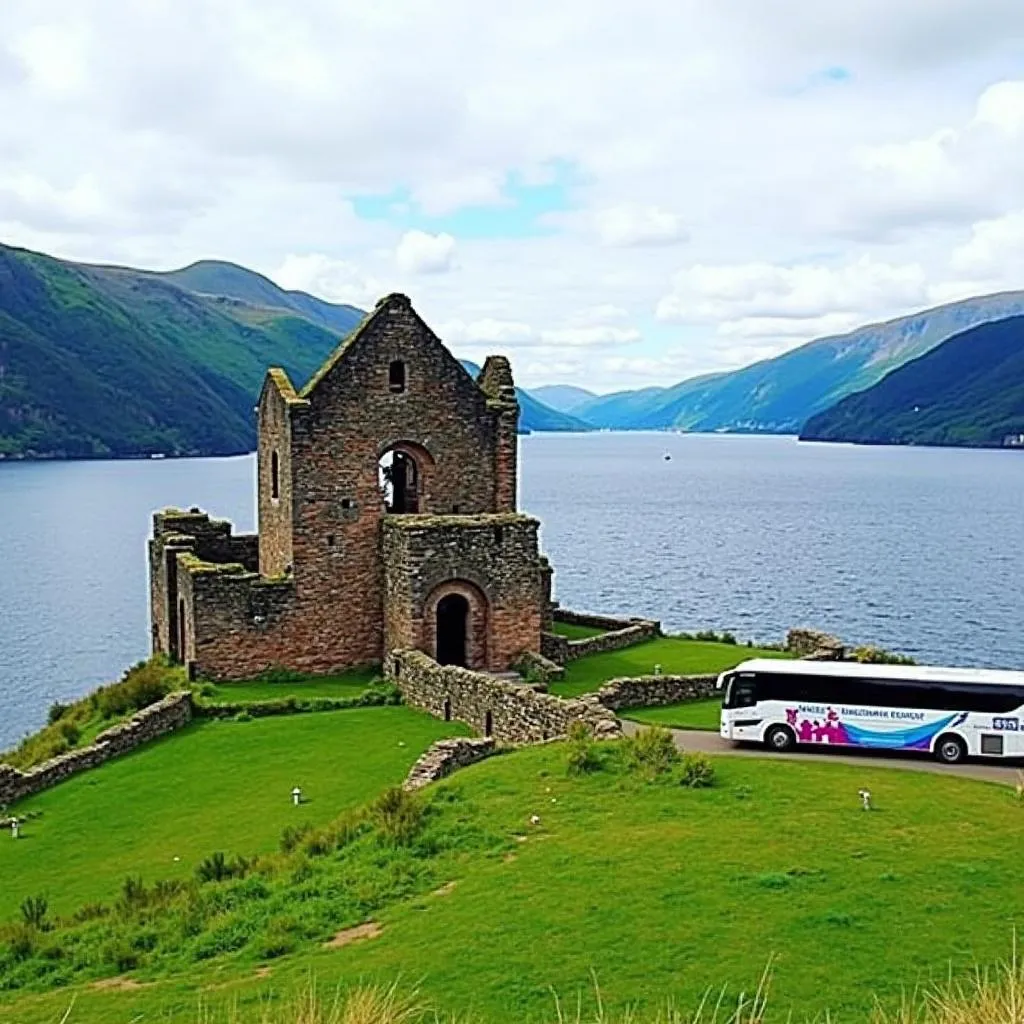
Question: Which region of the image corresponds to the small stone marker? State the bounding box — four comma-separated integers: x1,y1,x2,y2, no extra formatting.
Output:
654,664,662,676
292,786,302,806
858,788,872,811
10,819,19,840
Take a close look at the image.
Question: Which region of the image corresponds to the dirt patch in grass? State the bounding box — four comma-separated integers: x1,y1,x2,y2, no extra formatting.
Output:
323,921,383,949
90,976,152,991
433,881,457,897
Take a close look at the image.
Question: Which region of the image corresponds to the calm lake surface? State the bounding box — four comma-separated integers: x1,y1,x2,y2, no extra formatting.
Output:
2,432,1023,747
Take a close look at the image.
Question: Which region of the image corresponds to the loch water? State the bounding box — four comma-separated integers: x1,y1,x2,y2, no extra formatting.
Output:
1,432,1023,748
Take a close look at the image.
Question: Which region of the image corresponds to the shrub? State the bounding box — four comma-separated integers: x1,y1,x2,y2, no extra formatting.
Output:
370,787,425,846
565,721,601,776
102,937,139,972
196,852,233,884
46,702,69,725
280,821,315,854
679,752,716,788
57,720,81,746
19,896,48,930
622,727,680,780
851,645,915,665
2,923,37,961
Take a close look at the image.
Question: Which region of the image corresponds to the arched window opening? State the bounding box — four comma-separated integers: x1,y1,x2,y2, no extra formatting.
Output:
378,450,420,514
271,450,280,501
436,593,469,667
388,360,406,394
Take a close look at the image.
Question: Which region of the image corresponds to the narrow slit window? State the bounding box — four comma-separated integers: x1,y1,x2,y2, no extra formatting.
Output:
388,360,406,394
271,450,280,500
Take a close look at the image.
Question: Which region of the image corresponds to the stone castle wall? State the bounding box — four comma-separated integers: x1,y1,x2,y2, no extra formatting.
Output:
403,737,498,790
540,608,662,665
388,650,620,744
595,674,719,711
0,692,193,807
383,515,546,672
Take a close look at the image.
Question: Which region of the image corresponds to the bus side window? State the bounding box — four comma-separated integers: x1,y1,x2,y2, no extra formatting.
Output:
732,676,758,708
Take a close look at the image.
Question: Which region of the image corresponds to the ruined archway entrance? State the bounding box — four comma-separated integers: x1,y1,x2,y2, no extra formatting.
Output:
436,593,469,667
378,442,434,514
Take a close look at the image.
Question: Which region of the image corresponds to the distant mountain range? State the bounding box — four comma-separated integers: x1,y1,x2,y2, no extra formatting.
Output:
568,292,1024,433
801,316,1024,448
0,244,581,458
3,239,1023,458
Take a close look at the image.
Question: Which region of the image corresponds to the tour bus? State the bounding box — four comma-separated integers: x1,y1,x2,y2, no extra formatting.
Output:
717,659,1024,763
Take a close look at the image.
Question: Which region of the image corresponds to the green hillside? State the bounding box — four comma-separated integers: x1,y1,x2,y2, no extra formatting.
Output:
460,360,593,432
0,244,582,457
157,260,363,337
576,292,1024,433
800,316,1024,448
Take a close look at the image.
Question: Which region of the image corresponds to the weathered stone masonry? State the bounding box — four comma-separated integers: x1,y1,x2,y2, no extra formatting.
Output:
0,692,193,806
389,649,620,744
149,294,554,680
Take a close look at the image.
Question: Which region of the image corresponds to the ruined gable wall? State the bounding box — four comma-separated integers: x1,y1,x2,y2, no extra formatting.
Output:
283,297,514,670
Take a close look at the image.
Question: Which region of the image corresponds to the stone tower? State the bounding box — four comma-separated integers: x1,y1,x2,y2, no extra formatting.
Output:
148,294,554,680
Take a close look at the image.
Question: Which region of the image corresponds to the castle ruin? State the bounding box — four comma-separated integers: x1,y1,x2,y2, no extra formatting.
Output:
148,293,554,680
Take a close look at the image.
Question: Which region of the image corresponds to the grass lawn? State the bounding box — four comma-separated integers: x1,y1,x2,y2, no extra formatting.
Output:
0,706,467,919
549,636,789,698
551,621,606,640
7,744,1023,1024
625,696,723,731
198,666,382,704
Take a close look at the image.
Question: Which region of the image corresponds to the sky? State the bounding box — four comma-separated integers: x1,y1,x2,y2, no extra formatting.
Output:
2,2,1024,392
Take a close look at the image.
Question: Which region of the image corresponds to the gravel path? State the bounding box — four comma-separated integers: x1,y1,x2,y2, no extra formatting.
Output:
619,720,1021,786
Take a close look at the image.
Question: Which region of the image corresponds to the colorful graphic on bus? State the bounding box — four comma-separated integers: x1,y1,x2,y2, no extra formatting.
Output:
784,707,968,750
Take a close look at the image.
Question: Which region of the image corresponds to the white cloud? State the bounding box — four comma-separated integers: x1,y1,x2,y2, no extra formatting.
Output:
539,325,642,347
273,253,388,307
656,257,929,326
3,2,1024,391
394,230,457,274
594,205,688,247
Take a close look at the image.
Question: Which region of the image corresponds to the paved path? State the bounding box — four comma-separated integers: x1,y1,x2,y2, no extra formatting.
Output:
619,720,1021,786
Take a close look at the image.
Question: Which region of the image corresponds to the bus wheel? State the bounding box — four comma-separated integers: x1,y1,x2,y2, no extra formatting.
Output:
764,725,796,753
935,735,967,764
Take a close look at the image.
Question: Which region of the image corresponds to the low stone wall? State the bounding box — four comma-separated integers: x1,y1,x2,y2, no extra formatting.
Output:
514,649,565,684
554,608,650,632
566,621,661,661
540,631,569,665
787,627,845,660
388,650,620,744
403,737,497,790
0,692,193,807
595,674,719,711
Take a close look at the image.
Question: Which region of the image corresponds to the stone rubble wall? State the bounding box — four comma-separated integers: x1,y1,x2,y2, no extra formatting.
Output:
514,649,565,683
594,674,720,711
403,737,497,790
540,631,570,664
0,692,193,807
566,621,661,662
388,649,620,744
786,627,845,660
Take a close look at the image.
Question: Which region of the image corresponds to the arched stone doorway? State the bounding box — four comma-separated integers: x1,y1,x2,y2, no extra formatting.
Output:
378,441,434,514
436,593,469,666
425,580,489,670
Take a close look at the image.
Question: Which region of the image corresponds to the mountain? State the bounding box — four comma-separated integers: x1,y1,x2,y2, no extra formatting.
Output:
529,384,597,414
576,292,1024,433
459,361,592,433
0,243,348,458
156,260,363,337
800,317,1024,448
0,243,585,458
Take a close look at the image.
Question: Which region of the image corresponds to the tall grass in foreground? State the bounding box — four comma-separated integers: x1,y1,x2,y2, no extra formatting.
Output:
101,947,1024,1022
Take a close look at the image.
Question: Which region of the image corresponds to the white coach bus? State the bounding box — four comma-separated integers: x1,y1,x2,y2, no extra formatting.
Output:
717,659,1024,763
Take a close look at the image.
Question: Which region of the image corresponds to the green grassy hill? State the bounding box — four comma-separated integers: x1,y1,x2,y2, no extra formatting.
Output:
2,719,1021,1024
801,315,1024,448
0,244,345,458
0,243,586,457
